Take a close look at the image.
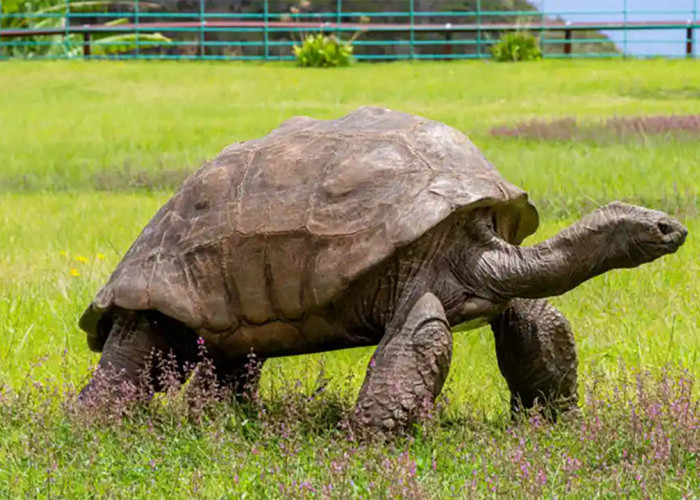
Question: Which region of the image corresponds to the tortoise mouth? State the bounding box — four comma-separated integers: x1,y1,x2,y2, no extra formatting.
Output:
662,220,688,249
634,223,687,263
649,218,687,250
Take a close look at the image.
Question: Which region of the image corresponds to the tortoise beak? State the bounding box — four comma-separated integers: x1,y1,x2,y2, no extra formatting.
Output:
658,217,687,251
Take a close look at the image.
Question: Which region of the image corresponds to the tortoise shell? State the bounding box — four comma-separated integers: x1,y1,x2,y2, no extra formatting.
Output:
80,107,538,349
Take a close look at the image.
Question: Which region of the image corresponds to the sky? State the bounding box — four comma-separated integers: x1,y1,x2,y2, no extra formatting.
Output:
529,0,699,56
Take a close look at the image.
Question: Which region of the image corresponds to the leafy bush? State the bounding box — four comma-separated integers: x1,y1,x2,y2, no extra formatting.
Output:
491,31,542,62
1,0,170,58
293,34,353,68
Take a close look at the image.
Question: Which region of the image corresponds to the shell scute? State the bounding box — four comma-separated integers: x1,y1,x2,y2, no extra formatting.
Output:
80,107,538,346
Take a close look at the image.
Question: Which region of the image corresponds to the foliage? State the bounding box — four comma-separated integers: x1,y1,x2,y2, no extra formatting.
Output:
91,32,171,56
2,360,700,497
0,0,170,58
491,30,542,62
293,33,353,67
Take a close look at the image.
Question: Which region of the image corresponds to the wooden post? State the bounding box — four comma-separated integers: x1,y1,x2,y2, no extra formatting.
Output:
444,26,453,58
564,29,572,55
83,32,91,58
687,26,694,58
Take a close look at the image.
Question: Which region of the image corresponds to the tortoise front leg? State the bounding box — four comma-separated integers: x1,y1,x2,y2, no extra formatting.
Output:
490,298,579,419
353,293,453,432
79,309,172,402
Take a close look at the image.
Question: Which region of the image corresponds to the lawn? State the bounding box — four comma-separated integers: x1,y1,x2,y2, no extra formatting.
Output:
1,59,699,497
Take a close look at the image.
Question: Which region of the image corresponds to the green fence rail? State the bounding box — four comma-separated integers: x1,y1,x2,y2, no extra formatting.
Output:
1,1,699,60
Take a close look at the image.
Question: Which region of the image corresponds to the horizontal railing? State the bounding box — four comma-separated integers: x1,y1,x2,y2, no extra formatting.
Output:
1,1,699,60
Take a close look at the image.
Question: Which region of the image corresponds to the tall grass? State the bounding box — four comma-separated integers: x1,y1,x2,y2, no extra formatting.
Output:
2,360,699,497
1,60,698,497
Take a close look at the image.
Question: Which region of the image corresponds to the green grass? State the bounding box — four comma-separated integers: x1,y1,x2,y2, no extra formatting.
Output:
1,59,699,497
3,59,700,199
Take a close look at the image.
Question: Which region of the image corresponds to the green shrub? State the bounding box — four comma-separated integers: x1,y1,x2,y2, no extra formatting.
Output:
1,0,170,58
293,34,353,68
491,31,542,62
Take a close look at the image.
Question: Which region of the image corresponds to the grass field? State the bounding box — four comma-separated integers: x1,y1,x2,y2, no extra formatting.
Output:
1,59,700,497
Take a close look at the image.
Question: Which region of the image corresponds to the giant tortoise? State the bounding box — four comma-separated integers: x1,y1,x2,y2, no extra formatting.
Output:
79,107,687,430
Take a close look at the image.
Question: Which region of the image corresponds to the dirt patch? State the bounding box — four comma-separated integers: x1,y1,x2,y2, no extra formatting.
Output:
490,115,700,143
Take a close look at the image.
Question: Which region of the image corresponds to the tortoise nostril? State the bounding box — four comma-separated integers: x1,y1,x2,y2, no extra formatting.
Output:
657,221,674,235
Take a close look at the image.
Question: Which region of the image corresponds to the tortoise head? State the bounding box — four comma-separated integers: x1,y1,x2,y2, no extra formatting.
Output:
581,201,687,268
463,201,687,302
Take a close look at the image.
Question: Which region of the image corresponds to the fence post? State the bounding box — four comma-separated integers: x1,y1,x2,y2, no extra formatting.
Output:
65,0,70,57
476,0,481,59
694,0,698,58
409,0,415,59
263,0,269,60
443,29,453,58
199,0,205,57
0,0,3,58
83,33,91,58
540,0,546,58
135,0,140,59
622,0,628,58
336,0,341,38
688,25,694,58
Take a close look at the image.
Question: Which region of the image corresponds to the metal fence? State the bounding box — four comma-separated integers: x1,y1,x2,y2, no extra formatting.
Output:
1,0,699,61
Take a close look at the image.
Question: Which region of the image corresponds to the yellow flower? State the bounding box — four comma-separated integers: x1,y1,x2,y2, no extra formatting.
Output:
74,255,88,263
59,251,68,257
70,268,81,277
97,253,105,261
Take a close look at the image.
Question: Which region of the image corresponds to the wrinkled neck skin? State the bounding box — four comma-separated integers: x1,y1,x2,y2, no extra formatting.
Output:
438,209,619,326
466,208,627,296
470,223,610,300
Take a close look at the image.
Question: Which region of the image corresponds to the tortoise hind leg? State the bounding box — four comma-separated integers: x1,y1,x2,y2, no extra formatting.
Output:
352,293,453,432
214,355,266,402
79,309,187,402
490,298,579,420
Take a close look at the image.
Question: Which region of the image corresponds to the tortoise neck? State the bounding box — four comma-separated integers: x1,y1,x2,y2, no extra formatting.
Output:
475,221,610,300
